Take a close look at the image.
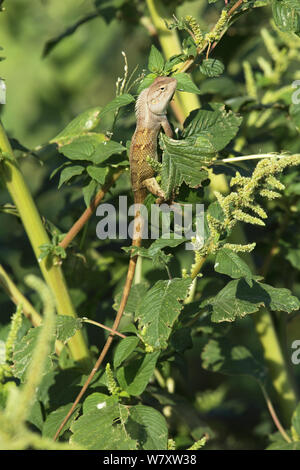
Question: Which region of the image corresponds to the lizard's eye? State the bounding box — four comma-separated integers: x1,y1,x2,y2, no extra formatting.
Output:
160,86,165,91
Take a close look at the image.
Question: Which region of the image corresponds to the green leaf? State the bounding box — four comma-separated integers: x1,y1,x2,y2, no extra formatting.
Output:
200,59,225,77
70,400,167,450
182,36,197,58
58,165,84,189
174,72,201,94
70,404,138,450
147,237,187,253
135,278,192,349
290,103,300,132
87,165,109,184
214,248,254,286
126,405,168,450
164,54,186,73
291,402,300,440
183,105,242,145
82,179,98,207
93,140,126,164
82,392,119,413
59,134,103,160
60,135,125,164
116,351,160,396
123,238,187,269
50,107,102,146
99,93,135,118
266,439,300,450
206,279,300,323
113,336,140,369
272,0,300,32
55,315,83,344
137,73,156,93
113,283,148,315
27,401,44,432
42,403,80,438
12,327,54,382
201,338,266,382
160,133,211,198
148,45,165,73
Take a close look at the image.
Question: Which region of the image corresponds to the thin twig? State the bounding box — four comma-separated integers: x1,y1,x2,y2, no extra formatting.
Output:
82,317,126,339
221,153,286,163
178,0,249,74
260,384,292,443
59,169,124,250
228,0,244,16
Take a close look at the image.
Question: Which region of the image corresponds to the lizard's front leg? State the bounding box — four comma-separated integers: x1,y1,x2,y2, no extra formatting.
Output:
142,177,166,204
142,177,175,205
161,116,173,138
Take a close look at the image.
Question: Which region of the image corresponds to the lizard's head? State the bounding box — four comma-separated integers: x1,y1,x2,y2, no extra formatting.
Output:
147,76,177,115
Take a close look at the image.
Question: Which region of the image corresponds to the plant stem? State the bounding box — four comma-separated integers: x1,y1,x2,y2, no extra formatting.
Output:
0,264,41,327
237,219,298,425
59,168,124,250
7,275,56,424
134,254,142,285
145,0,200,117
260,384,292,443
0,121,90,368
0,264,65,355
82,318,126,339
191,255,207,280
255,308,297,426
188,224,297,425
221,153,287,163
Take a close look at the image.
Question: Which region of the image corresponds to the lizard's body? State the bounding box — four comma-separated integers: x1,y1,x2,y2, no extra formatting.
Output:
54,76,177,440
130,76,177,204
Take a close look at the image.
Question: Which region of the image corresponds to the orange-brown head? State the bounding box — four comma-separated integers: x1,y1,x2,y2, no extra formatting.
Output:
146,76,177,115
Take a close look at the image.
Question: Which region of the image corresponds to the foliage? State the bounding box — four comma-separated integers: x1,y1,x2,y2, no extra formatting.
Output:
0,0,300,451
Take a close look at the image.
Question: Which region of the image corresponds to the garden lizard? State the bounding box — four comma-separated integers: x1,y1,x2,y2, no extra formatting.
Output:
54,76,177,440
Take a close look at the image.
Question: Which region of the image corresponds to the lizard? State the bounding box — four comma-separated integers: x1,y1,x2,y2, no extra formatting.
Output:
54,76,177,440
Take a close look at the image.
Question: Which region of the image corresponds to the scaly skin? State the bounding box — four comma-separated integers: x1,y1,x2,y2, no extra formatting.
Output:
54,76,177,441
130,76,177,204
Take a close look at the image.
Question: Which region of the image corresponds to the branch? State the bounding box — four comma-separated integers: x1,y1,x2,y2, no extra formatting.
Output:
0,121,90,367
59,168,124,250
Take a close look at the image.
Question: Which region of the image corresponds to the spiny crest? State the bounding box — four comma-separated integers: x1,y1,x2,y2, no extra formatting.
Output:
135,87,149,118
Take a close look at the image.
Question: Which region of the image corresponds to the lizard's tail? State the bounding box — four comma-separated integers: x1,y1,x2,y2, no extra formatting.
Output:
54,210,143,441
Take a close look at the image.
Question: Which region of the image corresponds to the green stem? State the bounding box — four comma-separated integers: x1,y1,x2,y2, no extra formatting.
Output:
0,264,64,355
145,0,199,116
233,224,297,425
145,0,297,428
134,254,142,285
0,263,42,327
190,227,297,425
0,121,90,368
82,318,126,339
255,309,297,426
7,275,56,424
145,0,229,196
260,384,291,443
